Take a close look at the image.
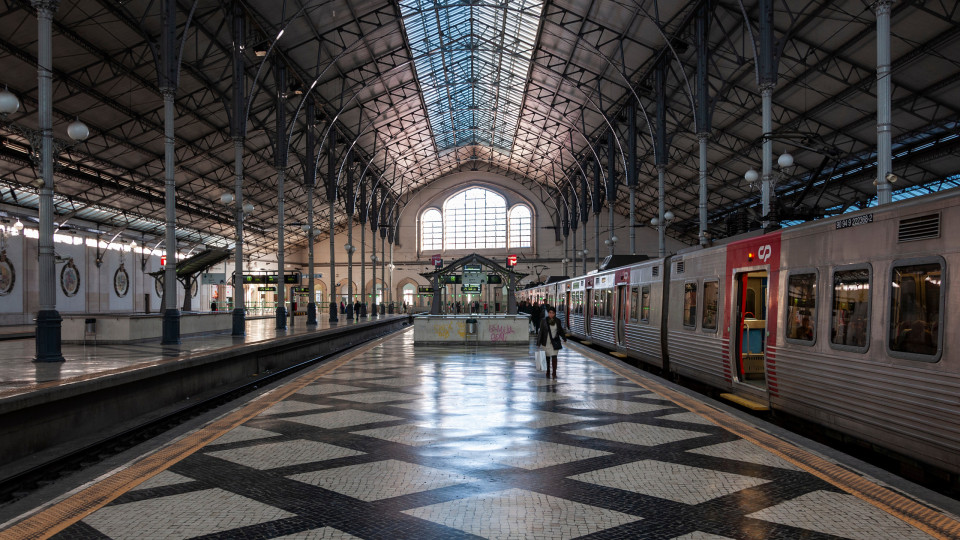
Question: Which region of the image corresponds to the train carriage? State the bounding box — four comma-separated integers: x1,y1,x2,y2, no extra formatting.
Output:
771,192,959,474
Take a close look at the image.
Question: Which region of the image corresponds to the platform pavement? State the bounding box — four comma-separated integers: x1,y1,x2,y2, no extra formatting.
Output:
0,315,406,399
2,329,959,539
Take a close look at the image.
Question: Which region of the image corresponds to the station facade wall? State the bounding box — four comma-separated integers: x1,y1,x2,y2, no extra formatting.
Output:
286,171,687,305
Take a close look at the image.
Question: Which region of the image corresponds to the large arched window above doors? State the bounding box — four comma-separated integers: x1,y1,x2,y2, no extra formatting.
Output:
421,208,443,250
444,188,507,249
508,205,532,248
419,186,533,251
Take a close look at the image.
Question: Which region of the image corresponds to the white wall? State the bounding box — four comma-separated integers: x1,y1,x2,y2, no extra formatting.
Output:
0,234,24,322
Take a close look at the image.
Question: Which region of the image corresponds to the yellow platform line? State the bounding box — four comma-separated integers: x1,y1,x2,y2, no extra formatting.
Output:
609,351,628,359
1,330,409,540
719,393,770,411
569,342,960,540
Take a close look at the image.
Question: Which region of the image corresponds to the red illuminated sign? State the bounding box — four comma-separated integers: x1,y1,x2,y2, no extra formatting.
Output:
160,255,167,267
506,255,517,267
430,254,442,267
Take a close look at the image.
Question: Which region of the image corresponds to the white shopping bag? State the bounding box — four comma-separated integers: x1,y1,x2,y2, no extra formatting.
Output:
535,350,547,371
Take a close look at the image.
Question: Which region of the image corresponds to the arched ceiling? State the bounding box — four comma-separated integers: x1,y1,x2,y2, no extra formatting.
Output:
0,0,958,259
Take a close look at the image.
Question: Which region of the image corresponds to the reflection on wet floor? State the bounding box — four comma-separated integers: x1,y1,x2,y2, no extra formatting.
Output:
14,330,954,540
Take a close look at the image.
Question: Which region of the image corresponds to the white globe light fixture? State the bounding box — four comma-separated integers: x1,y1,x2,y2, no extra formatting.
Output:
744,168,760,184
66,118,90,142
0,87,20,115
220,192,235,205
603,239,610,246
777,151,794,168
242,202,255,214
13,218,24,232
650,217,659,227
664,210,675,221
610,235,618,243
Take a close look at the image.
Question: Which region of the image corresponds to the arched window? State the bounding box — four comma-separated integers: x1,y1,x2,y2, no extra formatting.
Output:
444,188,506,249
421,208,442,250
508,205,532,248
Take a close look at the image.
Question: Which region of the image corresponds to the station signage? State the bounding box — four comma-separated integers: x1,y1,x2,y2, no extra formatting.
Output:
506,254,517,267
257,286,276,292
160,255,167,267
486,275,503,284
440,274,462,284
418,286,434,294
461,284,481,293
431,254,443,267
239,272,302,285
463,263,482,272
291,286,310,293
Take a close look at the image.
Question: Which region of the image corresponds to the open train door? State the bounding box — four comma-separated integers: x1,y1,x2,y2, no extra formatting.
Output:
724,233,781,396
584,276,594,335
734,270,769,389
615,268,630,347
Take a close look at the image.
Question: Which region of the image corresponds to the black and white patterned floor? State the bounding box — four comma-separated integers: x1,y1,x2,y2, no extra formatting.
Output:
47,332,937,539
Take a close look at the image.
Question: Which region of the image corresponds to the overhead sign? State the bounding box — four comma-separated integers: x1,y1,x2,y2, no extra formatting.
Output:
487,275,503,284
240,272,302,285
463,263,482,272
461,284,481,293
418,286,434,294
257,286,276,292
506,255,517,267
440,274,462,284
291,286,310,293
201,273,225,285
463,273,483,286
431,254,442,267
160,255,167,267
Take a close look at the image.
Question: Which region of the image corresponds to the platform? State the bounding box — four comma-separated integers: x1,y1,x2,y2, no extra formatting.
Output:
2,331,958,539
0,316,399,397
0,315,410,476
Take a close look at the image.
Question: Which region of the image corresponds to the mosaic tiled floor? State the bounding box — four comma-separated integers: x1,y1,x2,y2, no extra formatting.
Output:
46,332,937,539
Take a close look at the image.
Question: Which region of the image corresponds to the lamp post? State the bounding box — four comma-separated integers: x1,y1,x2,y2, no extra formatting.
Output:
650,210,675,256
1,80,90,362
388,261,395,313
344,242,355,319
370,253,379,317
744,150,793,229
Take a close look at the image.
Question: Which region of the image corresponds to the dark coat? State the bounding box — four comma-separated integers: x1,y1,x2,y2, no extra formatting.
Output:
537,317,568,349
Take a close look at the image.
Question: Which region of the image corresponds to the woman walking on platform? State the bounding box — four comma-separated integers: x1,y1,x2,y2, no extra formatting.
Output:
537,307,567,379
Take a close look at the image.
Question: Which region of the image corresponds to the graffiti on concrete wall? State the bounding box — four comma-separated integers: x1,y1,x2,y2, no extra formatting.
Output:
487,324,516,342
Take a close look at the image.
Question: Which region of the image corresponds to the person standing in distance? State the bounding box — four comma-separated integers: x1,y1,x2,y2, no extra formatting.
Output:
537,307,568,379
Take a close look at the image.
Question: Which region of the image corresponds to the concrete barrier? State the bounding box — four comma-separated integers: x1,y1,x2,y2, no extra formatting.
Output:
414,314,529,345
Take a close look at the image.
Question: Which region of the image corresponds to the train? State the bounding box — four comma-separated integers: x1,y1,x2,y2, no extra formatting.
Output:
518,189,959,477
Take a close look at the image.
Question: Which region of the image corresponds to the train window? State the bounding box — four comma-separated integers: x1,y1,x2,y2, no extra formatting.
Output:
831,267,871,351
602,289,614,318
640,286,651,323
888,260,943,360
786,273,817,344
630,287,639,322
683,282,698,327
702,280,719,331
593,289,603,317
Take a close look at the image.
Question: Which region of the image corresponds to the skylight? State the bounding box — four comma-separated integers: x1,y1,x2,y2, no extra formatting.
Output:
399,0,544,153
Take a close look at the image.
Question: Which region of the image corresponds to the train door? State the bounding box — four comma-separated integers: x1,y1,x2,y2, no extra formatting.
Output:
584,283,593,335
733,270,768,388
565,290,571,325
615,285,627,346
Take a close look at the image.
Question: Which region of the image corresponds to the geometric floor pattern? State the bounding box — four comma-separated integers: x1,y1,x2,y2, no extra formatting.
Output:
53,331,936,539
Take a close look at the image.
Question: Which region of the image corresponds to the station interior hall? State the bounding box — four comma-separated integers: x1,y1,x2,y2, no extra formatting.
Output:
1,0,960,538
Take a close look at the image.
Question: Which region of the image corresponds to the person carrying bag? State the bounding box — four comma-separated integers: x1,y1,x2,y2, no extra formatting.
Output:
537,307,568,379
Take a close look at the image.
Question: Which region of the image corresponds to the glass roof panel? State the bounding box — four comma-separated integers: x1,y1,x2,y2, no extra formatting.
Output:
399,0,544,154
